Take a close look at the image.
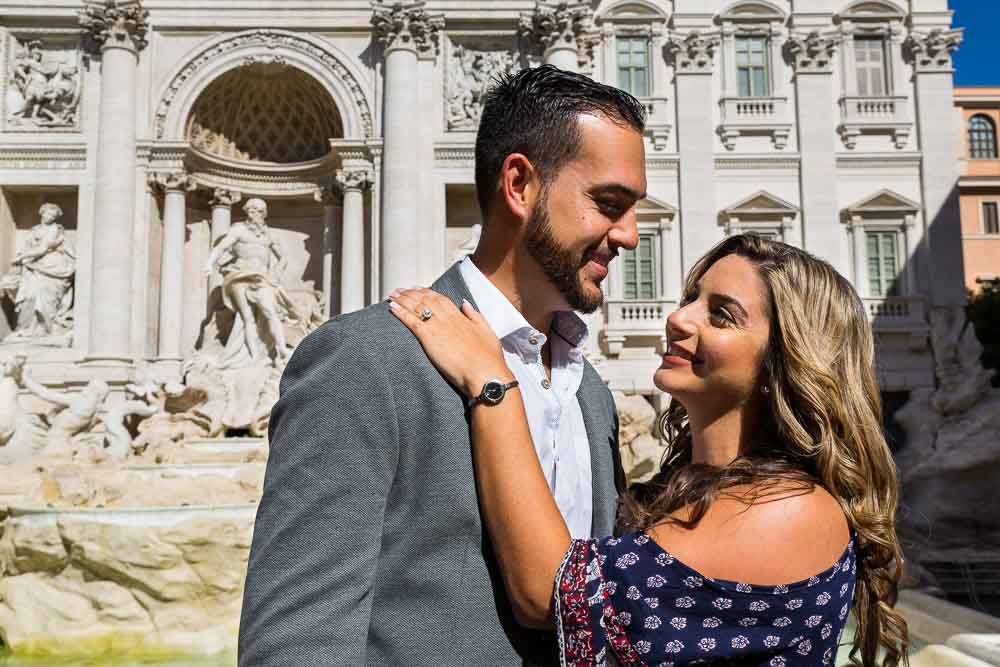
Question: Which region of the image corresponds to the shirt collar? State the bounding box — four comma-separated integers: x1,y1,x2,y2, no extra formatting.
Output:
458,257,590,352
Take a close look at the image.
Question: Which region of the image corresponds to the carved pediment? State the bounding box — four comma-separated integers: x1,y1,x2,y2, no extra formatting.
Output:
846,189,920,214
723,190,798,216
838,0,905,20
604,0,664,19
637,195,677,219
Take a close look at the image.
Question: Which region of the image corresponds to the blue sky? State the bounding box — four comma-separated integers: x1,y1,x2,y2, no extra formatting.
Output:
952,0,1000,86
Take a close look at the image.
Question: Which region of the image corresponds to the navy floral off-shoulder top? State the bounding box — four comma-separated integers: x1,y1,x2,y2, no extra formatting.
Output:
554,531,856,666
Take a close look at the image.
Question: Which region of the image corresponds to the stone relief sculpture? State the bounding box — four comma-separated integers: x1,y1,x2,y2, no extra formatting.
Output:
0,202,76,346
447,47,518,131
19,372,109,461
203,198,298,367
7,38,82,128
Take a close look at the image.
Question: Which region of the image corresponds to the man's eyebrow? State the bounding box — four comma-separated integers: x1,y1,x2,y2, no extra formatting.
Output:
589,183,647,201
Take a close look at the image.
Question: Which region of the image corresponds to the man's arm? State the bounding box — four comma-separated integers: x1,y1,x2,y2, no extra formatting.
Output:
202,230,237,276
20,372,72,408
238,317,400,666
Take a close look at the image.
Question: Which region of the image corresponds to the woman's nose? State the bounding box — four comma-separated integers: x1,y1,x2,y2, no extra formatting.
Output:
666,305,696,341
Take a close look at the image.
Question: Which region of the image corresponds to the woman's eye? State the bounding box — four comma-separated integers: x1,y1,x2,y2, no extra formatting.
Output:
710,308,734,325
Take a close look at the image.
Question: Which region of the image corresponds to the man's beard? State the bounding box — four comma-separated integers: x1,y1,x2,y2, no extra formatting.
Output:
523,193,604,314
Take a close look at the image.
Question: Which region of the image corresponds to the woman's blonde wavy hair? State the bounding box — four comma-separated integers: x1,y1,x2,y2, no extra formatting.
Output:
621,234,908,666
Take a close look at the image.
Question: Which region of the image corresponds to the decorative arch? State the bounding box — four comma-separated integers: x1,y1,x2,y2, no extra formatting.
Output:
154,29,374,142
969,114,998,159
836,0,906,21
599,0,668,20
718,0,786,22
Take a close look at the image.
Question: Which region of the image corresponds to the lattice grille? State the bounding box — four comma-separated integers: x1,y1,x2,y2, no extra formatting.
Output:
186,63,343,164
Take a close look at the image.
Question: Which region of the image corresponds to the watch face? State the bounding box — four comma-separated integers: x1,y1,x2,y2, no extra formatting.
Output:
482,380,505,405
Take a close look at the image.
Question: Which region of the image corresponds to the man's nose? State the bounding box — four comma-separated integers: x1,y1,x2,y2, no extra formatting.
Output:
609,211,639,252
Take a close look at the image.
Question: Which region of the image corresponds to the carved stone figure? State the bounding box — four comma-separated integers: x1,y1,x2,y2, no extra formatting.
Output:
7,39,82,127
19,372,109,460
0,202,76,345
102,382,159,460
203,198,298,367
447,47,518,130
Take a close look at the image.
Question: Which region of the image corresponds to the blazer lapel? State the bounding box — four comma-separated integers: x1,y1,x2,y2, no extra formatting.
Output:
577,371,621,538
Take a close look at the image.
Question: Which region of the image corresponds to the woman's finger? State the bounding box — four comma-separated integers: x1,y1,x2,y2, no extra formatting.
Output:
387,298,422,334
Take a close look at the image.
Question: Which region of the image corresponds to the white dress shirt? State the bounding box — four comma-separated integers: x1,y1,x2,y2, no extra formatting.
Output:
459,257,593,538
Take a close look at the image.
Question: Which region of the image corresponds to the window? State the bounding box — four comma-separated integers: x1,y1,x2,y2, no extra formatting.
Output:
969,115,998,159
622,234,656,299
617,37,650,98
866,231,899,297
983,202,999,234
854,37,888,97
735,36,769,97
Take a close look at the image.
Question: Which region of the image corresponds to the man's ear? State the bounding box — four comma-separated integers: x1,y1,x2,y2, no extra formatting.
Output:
499,153,540,224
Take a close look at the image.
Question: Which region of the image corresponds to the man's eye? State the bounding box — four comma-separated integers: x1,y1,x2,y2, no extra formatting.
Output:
598,201,624,216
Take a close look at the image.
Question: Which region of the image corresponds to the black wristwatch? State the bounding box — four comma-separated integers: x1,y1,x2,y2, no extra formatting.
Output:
467,378,519,409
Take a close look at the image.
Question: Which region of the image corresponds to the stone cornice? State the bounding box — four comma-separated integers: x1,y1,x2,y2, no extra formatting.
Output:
79,0,150,53
371,1,445,56
0,143,87,170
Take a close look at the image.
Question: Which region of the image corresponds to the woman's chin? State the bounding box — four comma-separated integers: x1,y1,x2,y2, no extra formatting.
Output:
653,368,690,395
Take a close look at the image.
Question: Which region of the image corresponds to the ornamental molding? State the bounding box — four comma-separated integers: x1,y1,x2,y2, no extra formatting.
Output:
905,28,963,73
153,29,374,141
434,145,475,168
336,166,374,192
518,1,601,70
835,153,922,170
79,0,150,53
0,143,87,170
667,30,721,74
785,30,842,74
148,170,196,194
714,155,800,171
371,1,445,56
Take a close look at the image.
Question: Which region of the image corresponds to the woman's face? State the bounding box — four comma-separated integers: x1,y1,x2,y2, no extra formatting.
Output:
654,254,772,414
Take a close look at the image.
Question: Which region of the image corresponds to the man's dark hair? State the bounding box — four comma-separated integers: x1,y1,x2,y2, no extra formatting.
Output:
474,65,646,218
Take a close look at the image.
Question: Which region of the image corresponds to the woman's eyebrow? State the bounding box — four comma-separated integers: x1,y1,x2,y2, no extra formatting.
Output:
709,292,750,320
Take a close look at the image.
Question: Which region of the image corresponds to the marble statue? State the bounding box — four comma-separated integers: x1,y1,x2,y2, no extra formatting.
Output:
203,198,297,367
0,202,76,345
20,372,108,460
102,382,160,460
8,39,81,127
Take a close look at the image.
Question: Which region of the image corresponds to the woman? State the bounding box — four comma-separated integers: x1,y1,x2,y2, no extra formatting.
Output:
389,234,907,666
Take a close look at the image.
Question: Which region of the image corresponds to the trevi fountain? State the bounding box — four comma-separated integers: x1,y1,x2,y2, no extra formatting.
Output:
0,0,998,665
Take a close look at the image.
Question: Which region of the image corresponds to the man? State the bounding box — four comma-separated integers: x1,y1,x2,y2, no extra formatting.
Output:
239,65,647,666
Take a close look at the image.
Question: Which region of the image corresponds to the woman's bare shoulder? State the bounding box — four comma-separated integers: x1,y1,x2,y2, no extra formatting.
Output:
647,482,851,585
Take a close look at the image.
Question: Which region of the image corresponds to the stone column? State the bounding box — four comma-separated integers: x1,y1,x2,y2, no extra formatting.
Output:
371,1,443,297
787,30,845,274
907,28,965,307
314,183,341,318
849,216,869,298
149,171,196,363
337,167,374,314
518,1,598,73
79,0,149,360
668,31,721,276
209,189,241,248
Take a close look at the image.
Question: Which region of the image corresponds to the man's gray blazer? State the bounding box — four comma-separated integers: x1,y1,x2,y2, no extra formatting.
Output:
239,263,624,666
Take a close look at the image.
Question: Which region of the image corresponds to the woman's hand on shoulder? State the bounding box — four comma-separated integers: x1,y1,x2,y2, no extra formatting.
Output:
388,288,513,399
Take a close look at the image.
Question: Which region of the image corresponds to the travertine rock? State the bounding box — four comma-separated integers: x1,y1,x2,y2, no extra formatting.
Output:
0,509,253,657
613,392,666,485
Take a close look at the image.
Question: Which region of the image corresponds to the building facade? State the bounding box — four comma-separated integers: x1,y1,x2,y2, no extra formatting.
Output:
955,86,1000,292
0,0,965,410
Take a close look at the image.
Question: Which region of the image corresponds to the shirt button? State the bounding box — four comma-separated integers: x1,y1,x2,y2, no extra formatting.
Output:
541,378,552,390
529,335,540,346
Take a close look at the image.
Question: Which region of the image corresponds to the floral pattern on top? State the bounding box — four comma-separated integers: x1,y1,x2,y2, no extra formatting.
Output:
554,531,856,666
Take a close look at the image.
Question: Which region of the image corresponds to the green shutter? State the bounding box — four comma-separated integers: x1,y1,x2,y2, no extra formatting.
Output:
623,235,657,300
617,37,650,97
866,231,898,297
736,36,770,97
